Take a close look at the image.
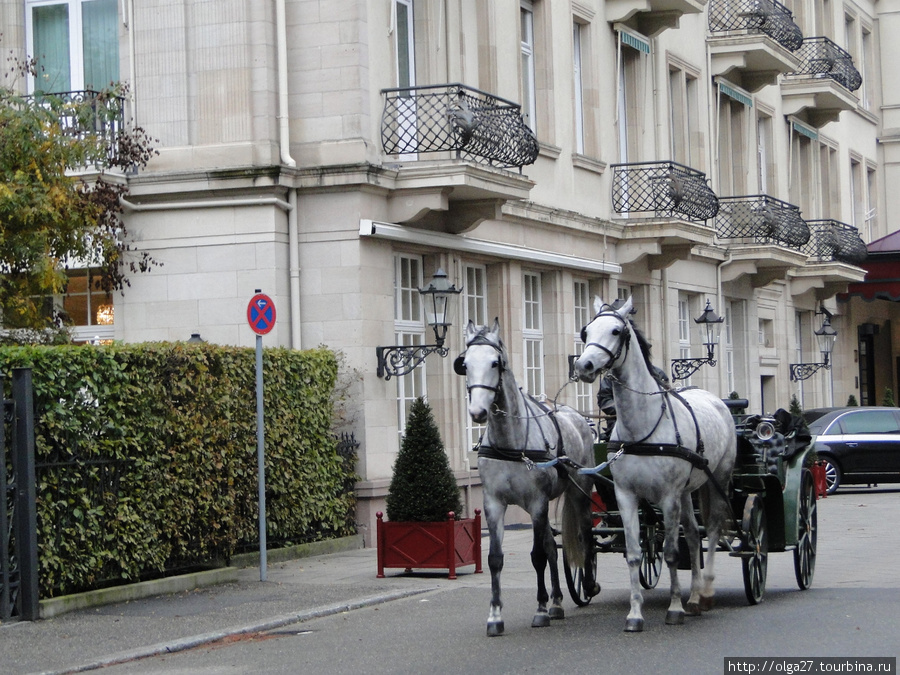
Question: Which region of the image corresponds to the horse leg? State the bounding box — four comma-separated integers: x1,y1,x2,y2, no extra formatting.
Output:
697,484,725,611
661,495,687,626
529,508,558,627
484,499,507,637
617,490,646,632
680,492,704,616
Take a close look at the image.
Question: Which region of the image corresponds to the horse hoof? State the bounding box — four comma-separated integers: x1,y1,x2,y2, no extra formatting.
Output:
486,621,505,637
685,602,701,616
624,618,644,633
532,613,551,628
700,595,715,611
549,606,565,620
665,610,685,625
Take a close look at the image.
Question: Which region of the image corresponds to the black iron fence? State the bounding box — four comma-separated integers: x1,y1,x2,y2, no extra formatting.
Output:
803,220,867,264
708,0,803,52
1,370,38,622
789,37,862,91
380,83,539,169
716,195,811,249
24,89,126,166
611,161,719,221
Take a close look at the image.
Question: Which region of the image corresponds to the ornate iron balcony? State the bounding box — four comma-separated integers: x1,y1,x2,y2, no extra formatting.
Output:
380,84,539,169
803,220,867,265
24,89,126,165
611,161,719,221
789,37,862,92
708,0,803,51
716,195,810,249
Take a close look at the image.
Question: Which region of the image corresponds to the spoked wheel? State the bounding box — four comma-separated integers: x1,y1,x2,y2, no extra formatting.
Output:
563,541,597,606
794,469,817,590
741,494,768,605
639,504,663,589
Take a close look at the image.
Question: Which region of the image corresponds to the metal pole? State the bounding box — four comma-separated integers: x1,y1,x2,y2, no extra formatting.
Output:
256,333,267,582
13,368,38,620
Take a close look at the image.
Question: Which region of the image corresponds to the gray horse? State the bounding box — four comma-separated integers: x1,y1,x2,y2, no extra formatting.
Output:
455,319,598,636
573,297,736,632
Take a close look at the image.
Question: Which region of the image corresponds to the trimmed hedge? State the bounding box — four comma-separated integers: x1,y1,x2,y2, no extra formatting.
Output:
0,342,355,597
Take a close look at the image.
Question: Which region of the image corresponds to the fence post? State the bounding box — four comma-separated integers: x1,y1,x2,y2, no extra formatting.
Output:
13,368,38,621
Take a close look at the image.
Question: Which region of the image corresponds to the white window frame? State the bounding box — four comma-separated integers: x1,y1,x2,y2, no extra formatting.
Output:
521,1,537,130
573,279,592,414
573,21,585,154
523,271,544,397
678,294,692,386
393,254,426,438
25,0,119,94
463,264,488,448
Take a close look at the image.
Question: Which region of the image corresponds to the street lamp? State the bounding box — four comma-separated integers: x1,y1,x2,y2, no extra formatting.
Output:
376,269,462,380
790,316,837,382
671,299,725,381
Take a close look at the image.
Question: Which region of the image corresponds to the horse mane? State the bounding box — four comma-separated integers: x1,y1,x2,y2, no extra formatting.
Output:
630,319,671,389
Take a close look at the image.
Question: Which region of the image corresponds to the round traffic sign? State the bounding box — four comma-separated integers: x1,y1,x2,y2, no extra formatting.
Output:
247,293,276,335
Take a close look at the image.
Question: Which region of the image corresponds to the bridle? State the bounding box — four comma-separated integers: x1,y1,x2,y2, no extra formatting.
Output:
453,334,507,396
580,305,632,372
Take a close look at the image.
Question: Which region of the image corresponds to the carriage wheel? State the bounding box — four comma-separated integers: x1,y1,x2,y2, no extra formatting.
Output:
794,469,817,590
741,494,768,605
639,504,663,589
563,541,597,606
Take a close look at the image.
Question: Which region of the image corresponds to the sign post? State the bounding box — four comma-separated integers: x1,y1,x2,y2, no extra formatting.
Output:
247,290,276,581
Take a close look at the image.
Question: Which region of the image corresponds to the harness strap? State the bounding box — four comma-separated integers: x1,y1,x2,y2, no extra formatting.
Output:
608,440,709,470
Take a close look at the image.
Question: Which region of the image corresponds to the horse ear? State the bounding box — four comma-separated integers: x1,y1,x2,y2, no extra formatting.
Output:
453,354,467,376
593,296,604,314
490,317,501,336
619,296,634,317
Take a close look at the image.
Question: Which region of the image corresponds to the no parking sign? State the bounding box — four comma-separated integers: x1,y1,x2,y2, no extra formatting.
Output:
247,293,276,335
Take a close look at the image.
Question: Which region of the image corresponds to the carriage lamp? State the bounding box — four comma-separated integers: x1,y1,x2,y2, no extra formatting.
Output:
376,269,463,380
789,316,837,381
670,300,725,381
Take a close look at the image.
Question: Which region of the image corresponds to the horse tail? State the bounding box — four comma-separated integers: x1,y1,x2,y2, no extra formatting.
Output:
560,483,590,570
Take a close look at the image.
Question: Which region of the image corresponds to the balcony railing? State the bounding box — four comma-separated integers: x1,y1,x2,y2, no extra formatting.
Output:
789,37,862,91
716,195,810,249
803,220,867,264
380,84,539,169
611,161,719,221
708,0,803,52
24,89,126,166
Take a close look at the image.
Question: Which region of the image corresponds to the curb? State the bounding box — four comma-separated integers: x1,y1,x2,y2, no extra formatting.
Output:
37,587,435,675
38,534,365,620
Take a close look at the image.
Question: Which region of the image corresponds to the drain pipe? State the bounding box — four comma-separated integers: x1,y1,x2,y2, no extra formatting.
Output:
276,0,301,349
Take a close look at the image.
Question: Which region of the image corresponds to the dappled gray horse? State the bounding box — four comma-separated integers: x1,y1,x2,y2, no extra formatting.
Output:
455,319,598,636
574,297,736,632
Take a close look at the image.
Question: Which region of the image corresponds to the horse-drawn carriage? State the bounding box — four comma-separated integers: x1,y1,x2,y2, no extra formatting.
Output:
561,404,818,608
455,296,819,635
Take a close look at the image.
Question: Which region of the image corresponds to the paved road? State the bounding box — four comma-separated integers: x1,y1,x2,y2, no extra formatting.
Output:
89,486,900,675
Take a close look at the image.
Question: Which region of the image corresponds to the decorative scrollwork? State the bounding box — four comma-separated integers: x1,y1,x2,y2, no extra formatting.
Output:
790,37,862,92
611,161,719,222
376,344,451,380
708,0,803,51
789,362,829,381
671,357,717,381
803,220,867,265
716,195,810,250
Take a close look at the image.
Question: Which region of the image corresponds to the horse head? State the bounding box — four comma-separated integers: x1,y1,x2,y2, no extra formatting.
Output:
573,296,633,383
455,318,507,424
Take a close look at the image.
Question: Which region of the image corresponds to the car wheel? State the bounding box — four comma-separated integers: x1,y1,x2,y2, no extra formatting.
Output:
822,458,841,494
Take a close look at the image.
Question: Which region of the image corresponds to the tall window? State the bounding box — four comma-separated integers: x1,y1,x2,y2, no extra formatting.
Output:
678,294,692,386
573,21,585,154
520,1,536,130
63,268,114,343
523,272,544,396
463,265,488,447
573,280,592,413
394,255,426,437
850,156,863,231
616,28,649,164
789,123,815,216
669,64,700,168
393,0,417,161
717,85,751,195
26,0,119,93
866,164,878,240
757,113,774,194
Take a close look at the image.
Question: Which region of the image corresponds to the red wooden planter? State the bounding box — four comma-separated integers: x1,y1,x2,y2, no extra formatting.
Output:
376,509,482,579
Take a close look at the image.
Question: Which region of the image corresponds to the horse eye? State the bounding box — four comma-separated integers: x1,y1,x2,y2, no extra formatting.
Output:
612,328,621,336
492,361,500,369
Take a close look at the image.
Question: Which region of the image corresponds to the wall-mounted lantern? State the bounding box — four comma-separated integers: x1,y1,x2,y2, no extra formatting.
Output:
671,299,725,381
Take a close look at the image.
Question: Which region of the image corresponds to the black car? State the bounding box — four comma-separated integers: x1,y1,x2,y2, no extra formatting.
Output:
803,407,900,494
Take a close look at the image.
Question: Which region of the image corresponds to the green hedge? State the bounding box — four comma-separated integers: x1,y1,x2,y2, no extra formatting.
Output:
0,342,355,597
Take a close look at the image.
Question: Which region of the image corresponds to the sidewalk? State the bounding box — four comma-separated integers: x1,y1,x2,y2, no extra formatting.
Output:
0,528,537,675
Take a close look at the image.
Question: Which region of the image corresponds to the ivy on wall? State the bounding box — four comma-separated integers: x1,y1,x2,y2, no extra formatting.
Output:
0,343,355,597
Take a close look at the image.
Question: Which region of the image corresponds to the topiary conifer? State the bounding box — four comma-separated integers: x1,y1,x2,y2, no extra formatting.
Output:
385,397,463,522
